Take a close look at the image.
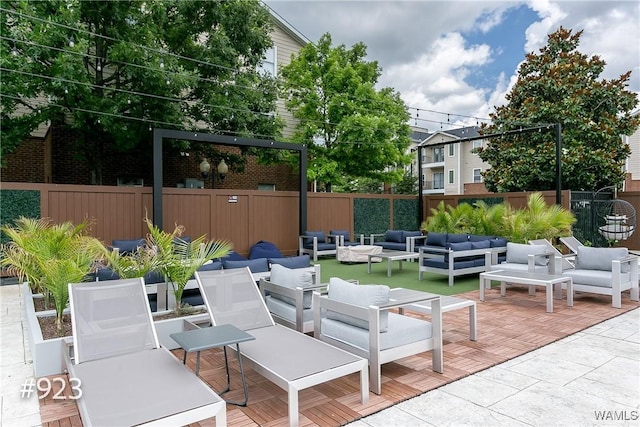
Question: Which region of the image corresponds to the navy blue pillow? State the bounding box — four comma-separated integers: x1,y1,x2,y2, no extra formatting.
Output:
490,237,508,248
449,242,472,251
469,235,492,242
249,240,283,259
223,251,247,261
144,270,165,284
403,230,423,239
96,267,120,281
269,255,311,269
426,232,447,247
112,239,145,254
304,231,326,244
471,240,491,250
223,258,269,273
447,234,469,244
385,230,404,243
197,261,223,271
329,229,351,243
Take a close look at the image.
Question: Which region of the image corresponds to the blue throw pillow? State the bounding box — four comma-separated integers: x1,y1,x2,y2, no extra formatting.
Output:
304,231,326,244
426,232,447,247
329,229,351,243
223,258,269,273
269,255,311,269
490,237,508,247
449,242,472,251
385,230,404,243
112,239,145,254
197,261,223,271
447,234,469,244
403,230,423,239
469,235,492,242
249,240,283,259
96,267,120,281
223,251,247,261
471,240,491,250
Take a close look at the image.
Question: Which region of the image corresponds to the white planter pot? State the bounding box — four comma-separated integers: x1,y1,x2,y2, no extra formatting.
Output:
23,283,211,376
22,283,68,377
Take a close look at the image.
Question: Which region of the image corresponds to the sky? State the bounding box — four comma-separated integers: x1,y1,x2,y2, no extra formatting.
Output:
264,0,640,131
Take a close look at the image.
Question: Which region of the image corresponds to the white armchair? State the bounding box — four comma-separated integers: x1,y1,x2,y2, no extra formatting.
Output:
313,278,443,395
560,246,639,308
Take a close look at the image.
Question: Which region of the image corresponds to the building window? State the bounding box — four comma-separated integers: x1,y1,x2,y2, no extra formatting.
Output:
472,140,482,155
449,144,455,156
448,169,454,184
422,174,426,187
433,172,444,189
421,151,427,163
258,184,276,191
258,47,277,77
434,147,444,162
473,168,482,183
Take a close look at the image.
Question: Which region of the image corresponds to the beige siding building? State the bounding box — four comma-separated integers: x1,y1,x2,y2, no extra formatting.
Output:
418,126,490,195
267,8,309,140
624,109,640,191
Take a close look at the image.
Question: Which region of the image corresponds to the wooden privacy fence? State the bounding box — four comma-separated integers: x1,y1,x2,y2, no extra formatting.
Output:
2,183,637,253
0,183,418,256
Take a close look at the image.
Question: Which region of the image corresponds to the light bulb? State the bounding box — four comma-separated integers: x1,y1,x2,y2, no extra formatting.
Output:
69,36,75,47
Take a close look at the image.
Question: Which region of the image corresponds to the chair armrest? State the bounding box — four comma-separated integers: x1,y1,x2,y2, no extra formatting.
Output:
406,235,427,252
369,233,386,244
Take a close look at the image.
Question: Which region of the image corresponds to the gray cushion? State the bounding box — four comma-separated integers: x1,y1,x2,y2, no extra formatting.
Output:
321,312,432,352
575,247,628,272
385,230,404,243
506,243,548,266
269,264,314,308
269,255,311,269
327,278,390,332
223,258,269,273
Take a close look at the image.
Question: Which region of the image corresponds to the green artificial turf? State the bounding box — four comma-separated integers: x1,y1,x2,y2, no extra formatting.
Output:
315,258,480,296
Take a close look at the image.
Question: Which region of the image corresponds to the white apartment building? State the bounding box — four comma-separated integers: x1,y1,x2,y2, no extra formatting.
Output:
624,109,640,191
417,126,488,195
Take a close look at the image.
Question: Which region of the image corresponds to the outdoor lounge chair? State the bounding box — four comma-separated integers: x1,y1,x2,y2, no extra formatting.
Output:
556,246,639,308
64,278,226,427
313,278,443,395
529,238,575,271
298,230,338,261
560,235,585,255
195,268,369,427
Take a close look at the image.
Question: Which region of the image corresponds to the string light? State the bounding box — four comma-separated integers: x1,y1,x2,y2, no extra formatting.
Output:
68,36,75,47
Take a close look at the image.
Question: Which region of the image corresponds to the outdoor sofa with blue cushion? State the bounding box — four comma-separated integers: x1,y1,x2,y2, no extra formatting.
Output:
370,230,426,252
298,230,338,261
418,233,508,286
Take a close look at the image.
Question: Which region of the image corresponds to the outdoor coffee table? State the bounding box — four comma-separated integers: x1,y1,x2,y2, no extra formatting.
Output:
368,250,419,277
171,324,255,406
399,295,477,340
479,270,573,313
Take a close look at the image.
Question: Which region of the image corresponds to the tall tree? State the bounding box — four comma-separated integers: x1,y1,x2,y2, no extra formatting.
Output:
279,33,412,192
477,27,639,192
0,0,281,183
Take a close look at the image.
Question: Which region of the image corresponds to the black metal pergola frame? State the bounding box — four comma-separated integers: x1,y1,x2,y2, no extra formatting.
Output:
152,128,308,234
417,123,562,224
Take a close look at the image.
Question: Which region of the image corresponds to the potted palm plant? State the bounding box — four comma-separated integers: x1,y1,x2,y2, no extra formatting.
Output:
143,217,232,314
1,217,106,332
1,217,107,377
